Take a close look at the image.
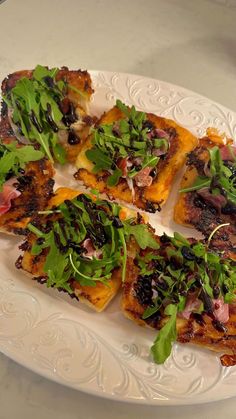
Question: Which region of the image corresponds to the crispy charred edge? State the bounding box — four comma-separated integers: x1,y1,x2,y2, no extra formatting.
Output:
0,158,55,234
75,108,197,213
122,249,236,366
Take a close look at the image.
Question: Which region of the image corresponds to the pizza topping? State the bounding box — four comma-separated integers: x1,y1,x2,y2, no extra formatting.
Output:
220,144,236,161
180,145,236,211
181,293,202,320
0,141,44,192
213,298,229,323
25,194,158,292
134,231,236,364
3,65,88,164
85,100,170,191
117,157,132,177
0,177,21,215
197,187,227,212
134,166,153,187
82,238,102,259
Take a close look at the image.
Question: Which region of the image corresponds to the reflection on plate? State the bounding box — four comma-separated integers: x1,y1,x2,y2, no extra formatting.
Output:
0,71,236,406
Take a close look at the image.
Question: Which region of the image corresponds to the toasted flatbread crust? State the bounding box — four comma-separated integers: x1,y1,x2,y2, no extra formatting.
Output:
122,255,236,366
173,129,236,255
174,129,226,227
18,187,138,312
75,106,198,212
0,67,94,162
0,158,55,235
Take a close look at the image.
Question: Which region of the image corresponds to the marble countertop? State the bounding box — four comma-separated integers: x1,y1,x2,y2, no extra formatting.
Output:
0,0,236,417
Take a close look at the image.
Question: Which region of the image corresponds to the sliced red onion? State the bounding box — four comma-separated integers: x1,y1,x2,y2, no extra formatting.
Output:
197,188,227,212
181,293,202,320
82,238,102,259
152,148,167,157
134,166,153,187
8,109,31,145
0,177,21,215
133,157,143,166
213,298,229,323
151,279,158,300
148,128,169,140
203,161,211,177
112,122,121,137
220,145,236,162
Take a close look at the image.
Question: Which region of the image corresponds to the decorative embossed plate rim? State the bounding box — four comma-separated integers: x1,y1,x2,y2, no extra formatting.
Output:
0,71,236,406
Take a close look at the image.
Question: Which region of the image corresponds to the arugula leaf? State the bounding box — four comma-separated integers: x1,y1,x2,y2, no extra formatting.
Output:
33,65,58,81
116,99,130,118
151,304,177,364
3,65,70,163
124,223,159,250
179,176,211,193
107,168,122,187
0,142,44,189
86,148,113,173
142,298,160,319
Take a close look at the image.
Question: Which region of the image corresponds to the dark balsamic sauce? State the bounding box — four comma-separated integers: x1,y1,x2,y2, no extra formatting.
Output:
212,319,228,333
30,110,43,133
45,103,59,132
68,130,80,145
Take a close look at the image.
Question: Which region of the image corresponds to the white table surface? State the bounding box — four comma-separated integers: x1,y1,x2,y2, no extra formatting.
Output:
0,0,236,417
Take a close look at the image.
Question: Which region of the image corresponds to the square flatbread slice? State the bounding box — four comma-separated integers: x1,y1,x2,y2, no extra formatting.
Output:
17,187,152,311
1,66,95,163
122,232,236,367
74,103,198,213
174,128,236,253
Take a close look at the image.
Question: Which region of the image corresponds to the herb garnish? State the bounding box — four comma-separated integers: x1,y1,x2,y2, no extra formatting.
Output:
3,65,78,164
0,142,44,190
180,145,236,205
27,194,158,292
135,231,236,364
85,100,169,187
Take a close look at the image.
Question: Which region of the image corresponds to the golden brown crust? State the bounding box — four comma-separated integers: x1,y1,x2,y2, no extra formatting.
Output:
72,268,122,312
75,106,198,211
0,158,55,235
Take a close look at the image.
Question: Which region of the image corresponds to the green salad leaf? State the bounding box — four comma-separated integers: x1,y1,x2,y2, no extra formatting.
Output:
151,304,177,364
0,142,44,190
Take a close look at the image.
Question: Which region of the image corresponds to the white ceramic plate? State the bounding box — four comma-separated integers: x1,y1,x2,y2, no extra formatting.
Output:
1,71,236,406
